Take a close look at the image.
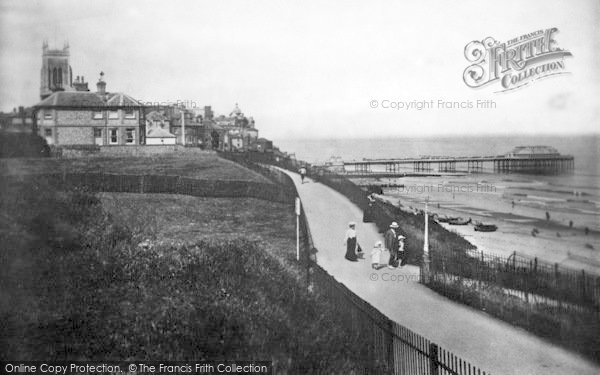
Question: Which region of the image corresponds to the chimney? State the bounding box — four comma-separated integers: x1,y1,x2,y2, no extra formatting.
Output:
96,71,106,95
74,75,90,92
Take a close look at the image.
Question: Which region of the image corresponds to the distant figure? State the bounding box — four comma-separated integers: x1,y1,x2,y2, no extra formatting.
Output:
569,220,573,228
371,241,383,269
545,211,550,221
556,232,561,238
364,193,376,222
344,222,359,262
585,227,590,235
299,167,307,183
511,200,515,209
385,222,400,268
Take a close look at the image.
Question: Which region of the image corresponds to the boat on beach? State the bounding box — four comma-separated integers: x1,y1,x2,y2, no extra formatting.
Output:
447,217,472,225
435,214,458,223
474,222,498,232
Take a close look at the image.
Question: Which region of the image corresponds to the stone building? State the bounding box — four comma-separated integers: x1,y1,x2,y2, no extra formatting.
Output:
145,110,176,145
213,104,259,151
169,107,204,146
40,41,88,100
34,74,144,146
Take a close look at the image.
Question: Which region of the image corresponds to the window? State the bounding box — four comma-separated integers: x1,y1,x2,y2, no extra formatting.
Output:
125,128,135,144
109,129,118,144
124,109,136,119
44,111,53,120
93,111,103,119
109,110,119,119
44,128,52,137
93,128,102,137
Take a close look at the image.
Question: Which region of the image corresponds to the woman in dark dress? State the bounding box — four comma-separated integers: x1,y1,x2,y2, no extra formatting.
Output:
344,222,359,261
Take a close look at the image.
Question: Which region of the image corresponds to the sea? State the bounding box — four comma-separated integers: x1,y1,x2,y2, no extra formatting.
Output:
277,135,600,232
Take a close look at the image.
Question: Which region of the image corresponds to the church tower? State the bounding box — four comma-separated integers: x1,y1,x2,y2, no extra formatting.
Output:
40,40,74,99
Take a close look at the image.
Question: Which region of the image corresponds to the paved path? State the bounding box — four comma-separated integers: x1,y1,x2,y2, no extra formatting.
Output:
280,169,599,375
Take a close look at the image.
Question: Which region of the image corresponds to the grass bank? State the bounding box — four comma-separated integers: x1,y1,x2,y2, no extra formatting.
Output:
0,154,269,182
0,176,361,372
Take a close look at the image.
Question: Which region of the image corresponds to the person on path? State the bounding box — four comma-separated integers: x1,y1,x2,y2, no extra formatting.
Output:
385,222,400,268
299,167,307,184
363,193,376,222
344,222,359,262
371,241,383,269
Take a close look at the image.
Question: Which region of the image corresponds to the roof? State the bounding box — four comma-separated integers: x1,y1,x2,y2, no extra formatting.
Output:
509,146,560,156
205,121,224,131
147,127,176,138
34,91,143,108
146,110,168,121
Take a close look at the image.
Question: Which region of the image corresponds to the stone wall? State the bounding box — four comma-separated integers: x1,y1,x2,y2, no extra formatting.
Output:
57,126,94,145
98,145,212,157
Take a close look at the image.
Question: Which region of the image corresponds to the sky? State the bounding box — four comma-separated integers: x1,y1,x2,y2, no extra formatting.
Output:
0,0,598,141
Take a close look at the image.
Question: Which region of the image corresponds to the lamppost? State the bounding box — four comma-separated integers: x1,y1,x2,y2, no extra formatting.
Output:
422,196,431,284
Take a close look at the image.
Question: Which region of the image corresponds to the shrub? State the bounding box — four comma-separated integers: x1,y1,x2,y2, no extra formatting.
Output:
0,178,361,372
0,131,50,158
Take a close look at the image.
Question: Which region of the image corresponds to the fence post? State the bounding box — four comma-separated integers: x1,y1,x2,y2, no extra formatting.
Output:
581,269,586,299
429,342,439,375
387,320,395,374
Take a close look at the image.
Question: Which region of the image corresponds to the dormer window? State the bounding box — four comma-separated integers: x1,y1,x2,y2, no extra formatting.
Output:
44,111,53,120
93,111,103,119
109,110,119,119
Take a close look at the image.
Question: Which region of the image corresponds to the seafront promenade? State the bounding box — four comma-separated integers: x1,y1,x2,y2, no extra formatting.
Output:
279,168,599,375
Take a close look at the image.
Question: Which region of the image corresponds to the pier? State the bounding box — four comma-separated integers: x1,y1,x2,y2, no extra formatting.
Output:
329,146,575,176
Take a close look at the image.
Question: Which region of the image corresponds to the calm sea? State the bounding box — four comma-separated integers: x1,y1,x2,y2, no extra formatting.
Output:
277,135,600,230
276,135,599,191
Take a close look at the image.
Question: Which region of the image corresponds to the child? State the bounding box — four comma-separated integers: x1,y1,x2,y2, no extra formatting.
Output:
397,235,407,266
371,241,383,269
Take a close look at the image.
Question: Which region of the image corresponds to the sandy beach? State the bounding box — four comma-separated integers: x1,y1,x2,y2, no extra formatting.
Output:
353,174,600,276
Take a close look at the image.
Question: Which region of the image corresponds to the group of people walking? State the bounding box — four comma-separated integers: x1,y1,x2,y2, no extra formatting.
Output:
344,221,407,269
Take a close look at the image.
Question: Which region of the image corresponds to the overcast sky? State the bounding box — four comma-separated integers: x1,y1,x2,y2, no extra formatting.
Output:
0,0,598,140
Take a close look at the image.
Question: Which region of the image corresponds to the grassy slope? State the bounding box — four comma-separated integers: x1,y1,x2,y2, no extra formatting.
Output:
100,193,303,279
0,175,360,371
0,154,270,182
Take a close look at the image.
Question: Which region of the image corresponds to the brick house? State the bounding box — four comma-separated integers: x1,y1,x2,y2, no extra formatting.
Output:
33,77,144,146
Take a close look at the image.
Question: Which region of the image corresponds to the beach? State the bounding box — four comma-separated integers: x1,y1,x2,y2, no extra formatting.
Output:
352,172,600,275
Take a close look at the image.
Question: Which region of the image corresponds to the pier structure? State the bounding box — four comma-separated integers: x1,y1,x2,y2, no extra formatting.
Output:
338,148,574,176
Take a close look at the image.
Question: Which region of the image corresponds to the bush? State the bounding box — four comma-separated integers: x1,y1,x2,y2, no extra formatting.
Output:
0,178,361,372
0,131,50,158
